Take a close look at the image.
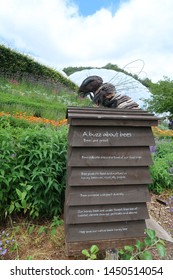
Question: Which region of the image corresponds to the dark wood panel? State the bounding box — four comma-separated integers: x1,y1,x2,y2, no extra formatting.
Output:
68,126,155,147
68,167,152,186
66,237,145,256
65,107,157,247
66,185,151,205
70,119,158,127
68,146,153,167
66,203,149,224
67,106,151,115
67,107,159,127
66,220,146,242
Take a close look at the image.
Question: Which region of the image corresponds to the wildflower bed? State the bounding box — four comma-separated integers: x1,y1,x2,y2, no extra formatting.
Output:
0,111,67,127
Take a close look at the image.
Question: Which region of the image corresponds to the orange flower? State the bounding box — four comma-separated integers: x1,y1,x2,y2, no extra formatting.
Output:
152,126,173,137
0,112,67,127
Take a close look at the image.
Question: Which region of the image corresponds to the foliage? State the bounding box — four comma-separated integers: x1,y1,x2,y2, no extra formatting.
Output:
0,44,76,91
154,138,173,158
82,245,100,260
149,139,173,194
145,77,173,116
27,216,63,237
0,119,68,221
81,229,166,260
118,229,166,260
63,66,93,76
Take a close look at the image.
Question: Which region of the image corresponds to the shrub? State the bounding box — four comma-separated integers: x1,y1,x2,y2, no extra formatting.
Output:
154,138,173,158
149,143,173,194
0,121,68,220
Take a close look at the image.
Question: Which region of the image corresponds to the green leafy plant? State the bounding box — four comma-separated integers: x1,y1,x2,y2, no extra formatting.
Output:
82,245,99,260
8,183,39,218
149,152,173,193
118,229,167,260
0,122,68,221
27,216,63,237
50,216,64,237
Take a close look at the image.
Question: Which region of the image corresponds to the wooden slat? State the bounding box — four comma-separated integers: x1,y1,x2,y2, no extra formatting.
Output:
66,203,149,224
67,106,154,116
65,236,145,256
68,146,153,167
67,107,159,126
70,118,158,126
68,166,152,186
66,185,151,205
68,126,155,147
65,220,146,242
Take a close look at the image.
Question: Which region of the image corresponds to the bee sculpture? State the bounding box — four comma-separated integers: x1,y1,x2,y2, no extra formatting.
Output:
78,75,139,109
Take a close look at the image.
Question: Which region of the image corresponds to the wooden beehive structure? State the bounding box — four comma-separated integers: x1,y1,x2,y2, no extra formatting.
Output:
65,106,158,256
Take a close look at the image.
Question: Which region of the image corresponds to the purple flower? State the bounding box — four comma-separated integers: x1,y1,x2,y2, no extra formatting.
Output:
1,249,7,255
150,146,156,153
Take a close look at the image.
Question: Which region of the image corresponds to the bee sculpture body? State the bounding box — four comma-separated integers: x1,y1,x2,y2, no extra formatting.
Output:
78,75,139,109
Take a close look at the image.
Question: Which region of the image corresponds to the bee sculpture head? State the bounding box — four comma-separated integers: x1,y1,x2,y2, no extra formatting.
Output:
78,75,139,109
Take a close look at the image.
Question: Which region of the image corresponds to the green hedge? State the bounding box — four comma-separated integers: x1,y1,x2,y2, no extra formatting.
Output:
0,118,68,221
0,44,77,91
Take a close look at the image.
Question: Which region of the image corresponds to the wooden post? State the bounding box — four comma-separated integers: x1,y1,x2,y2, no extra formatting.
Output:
65,106,159,256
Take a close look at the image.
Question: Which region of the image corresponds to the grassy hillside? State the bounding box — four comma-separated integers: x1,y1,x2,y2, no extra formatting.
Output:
0,76,91,120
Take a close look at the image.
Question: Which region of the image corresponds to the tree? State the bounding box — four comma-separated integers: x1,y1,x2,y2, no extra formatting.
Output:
146,76,173,116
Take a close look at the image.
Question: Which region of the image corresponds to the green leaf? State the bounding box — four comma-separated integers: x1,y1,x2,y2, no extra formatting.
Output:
90,254,97,260
156,243,167,258
144,237,153,246
21,191,27,201
90,245,99,254
21,199,27,209
82,249,90,258
15,202,22,210
135,240,145,251
28,225,35,235
26,184,33,191
51,228,57,237
27,255,33,260
145,228,156,240
9,203,15,214
16,188,22,198
124,245,134,252
140,250,153,260
38,226,45,235
122,253,132,260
